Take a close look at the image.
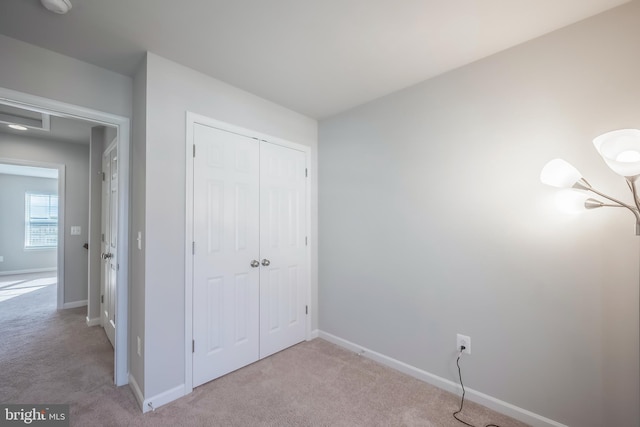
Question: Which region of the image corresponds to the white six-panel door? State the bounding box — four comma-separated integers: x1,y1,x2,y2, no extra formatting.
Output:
192,122,307,388
192,124,261,387
101,144,117,348
259,142,307,359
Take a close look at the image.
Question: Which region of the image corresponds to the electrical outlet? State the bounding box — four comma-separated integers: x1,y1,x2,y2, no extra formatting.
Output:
457,334,471,355
137,336,142,357
0,256,3,262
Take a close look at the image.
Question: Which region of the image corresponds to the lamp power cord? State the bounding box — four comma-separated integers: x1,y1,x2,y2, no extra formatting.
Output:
452,346,501,427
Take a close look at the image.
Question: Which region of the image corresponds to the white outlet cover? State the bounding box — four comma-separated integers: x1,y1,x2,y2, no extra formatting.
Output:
456,334,471,355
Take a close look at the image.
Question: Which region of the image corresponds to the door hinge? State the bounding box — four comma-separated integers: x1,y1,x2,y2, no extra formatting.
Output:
305,168,308,177
101,295,104,304
101,233,105,242
193,144,196,157
192,340,195,353
305,305,308,315
192,241,195,254
305,236,308,246
102,172,105,181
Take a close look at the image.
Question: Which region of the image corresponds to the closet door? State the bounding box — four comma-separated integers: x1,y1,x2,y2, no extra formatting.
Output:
192,124,260,388
259,141,307,358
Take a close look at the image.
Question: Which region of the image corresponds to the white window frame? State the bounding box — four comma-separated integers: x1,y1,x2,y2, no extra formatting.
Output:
24,192,59,250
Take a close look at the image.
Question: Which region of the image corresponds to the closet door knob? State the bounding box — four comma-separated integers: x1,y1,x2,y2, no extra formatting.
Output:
250,260,260,268
261,259,270,266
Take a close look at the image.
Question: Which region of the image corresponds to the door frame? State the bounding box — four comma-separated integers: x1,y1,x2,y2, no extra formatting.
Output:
0,86,131,387
0,158,65,307
184,111,312,394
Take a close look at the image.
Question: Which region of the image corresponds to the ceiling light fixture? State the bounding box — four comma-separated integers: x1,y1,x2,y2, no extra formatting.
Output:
40,0,72,14
541,129,640,234
8,124,28,131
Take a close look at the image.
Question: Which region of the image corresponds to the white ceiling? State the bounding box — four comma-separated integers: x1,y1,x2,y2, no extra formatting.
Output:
0,108,98,145
0,0,631,119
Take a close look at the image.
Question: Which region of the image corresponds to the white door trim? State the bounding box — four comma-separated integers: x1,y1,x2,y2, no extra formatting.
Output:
184,111,312,394
0,157,65,308
0,86,131,387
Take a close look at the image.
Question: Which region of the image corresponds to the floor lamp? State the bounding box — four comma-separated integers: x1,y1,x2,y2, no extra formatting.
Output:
540,128,640,422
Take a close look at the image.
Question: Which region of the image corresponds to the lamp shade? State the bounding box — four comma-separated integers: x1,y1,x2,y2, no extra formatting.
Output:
540,159,583,188
593,129,640,177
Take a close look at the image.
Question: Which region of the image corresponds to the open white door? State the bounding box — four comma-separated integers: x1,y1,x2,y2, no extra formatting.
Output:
100,143,117,348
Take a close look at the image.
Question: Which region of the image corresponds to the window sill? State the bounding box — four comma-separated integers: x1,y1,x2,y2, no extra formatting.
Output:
24,247,57,252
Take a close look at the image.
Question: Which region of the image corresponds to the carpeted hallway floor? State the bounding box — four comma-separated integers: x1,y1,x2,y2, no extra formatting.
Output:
0,273,529,427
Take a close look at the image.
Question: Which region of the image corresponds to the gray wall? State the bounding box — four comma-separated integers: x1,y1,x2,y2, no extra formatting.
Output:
137,52,318,399
130,55,147,396
0,173,57,273
319,3,640,427
0,34,132,118
0,134,90,304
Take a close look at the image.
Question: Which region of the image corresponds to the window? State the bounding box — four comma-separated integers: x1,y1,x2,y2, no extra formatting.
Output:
25,193,58,249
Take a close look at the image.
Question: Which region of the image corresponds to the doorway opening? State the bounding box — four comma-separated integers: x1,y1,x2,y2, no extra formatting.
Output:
0,87,130,386
0,161,63,308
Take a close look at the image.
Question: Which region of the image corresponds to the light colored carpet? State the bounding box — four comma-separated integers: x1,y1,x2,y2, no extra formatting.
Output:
0,274,530,427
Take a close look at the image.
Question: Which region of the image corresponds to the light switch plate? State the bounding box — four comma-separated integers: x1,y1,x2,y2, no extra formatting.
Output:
70,226,81,235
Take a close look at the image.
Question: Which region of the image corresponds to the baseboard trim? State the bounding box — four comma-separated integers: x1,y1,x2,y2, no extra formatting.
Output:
86,316,101,327
318,331,567,427
129,374,144,410
142,384,185,413
0,268,56,276
308,329,319,340
62,299,87,309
